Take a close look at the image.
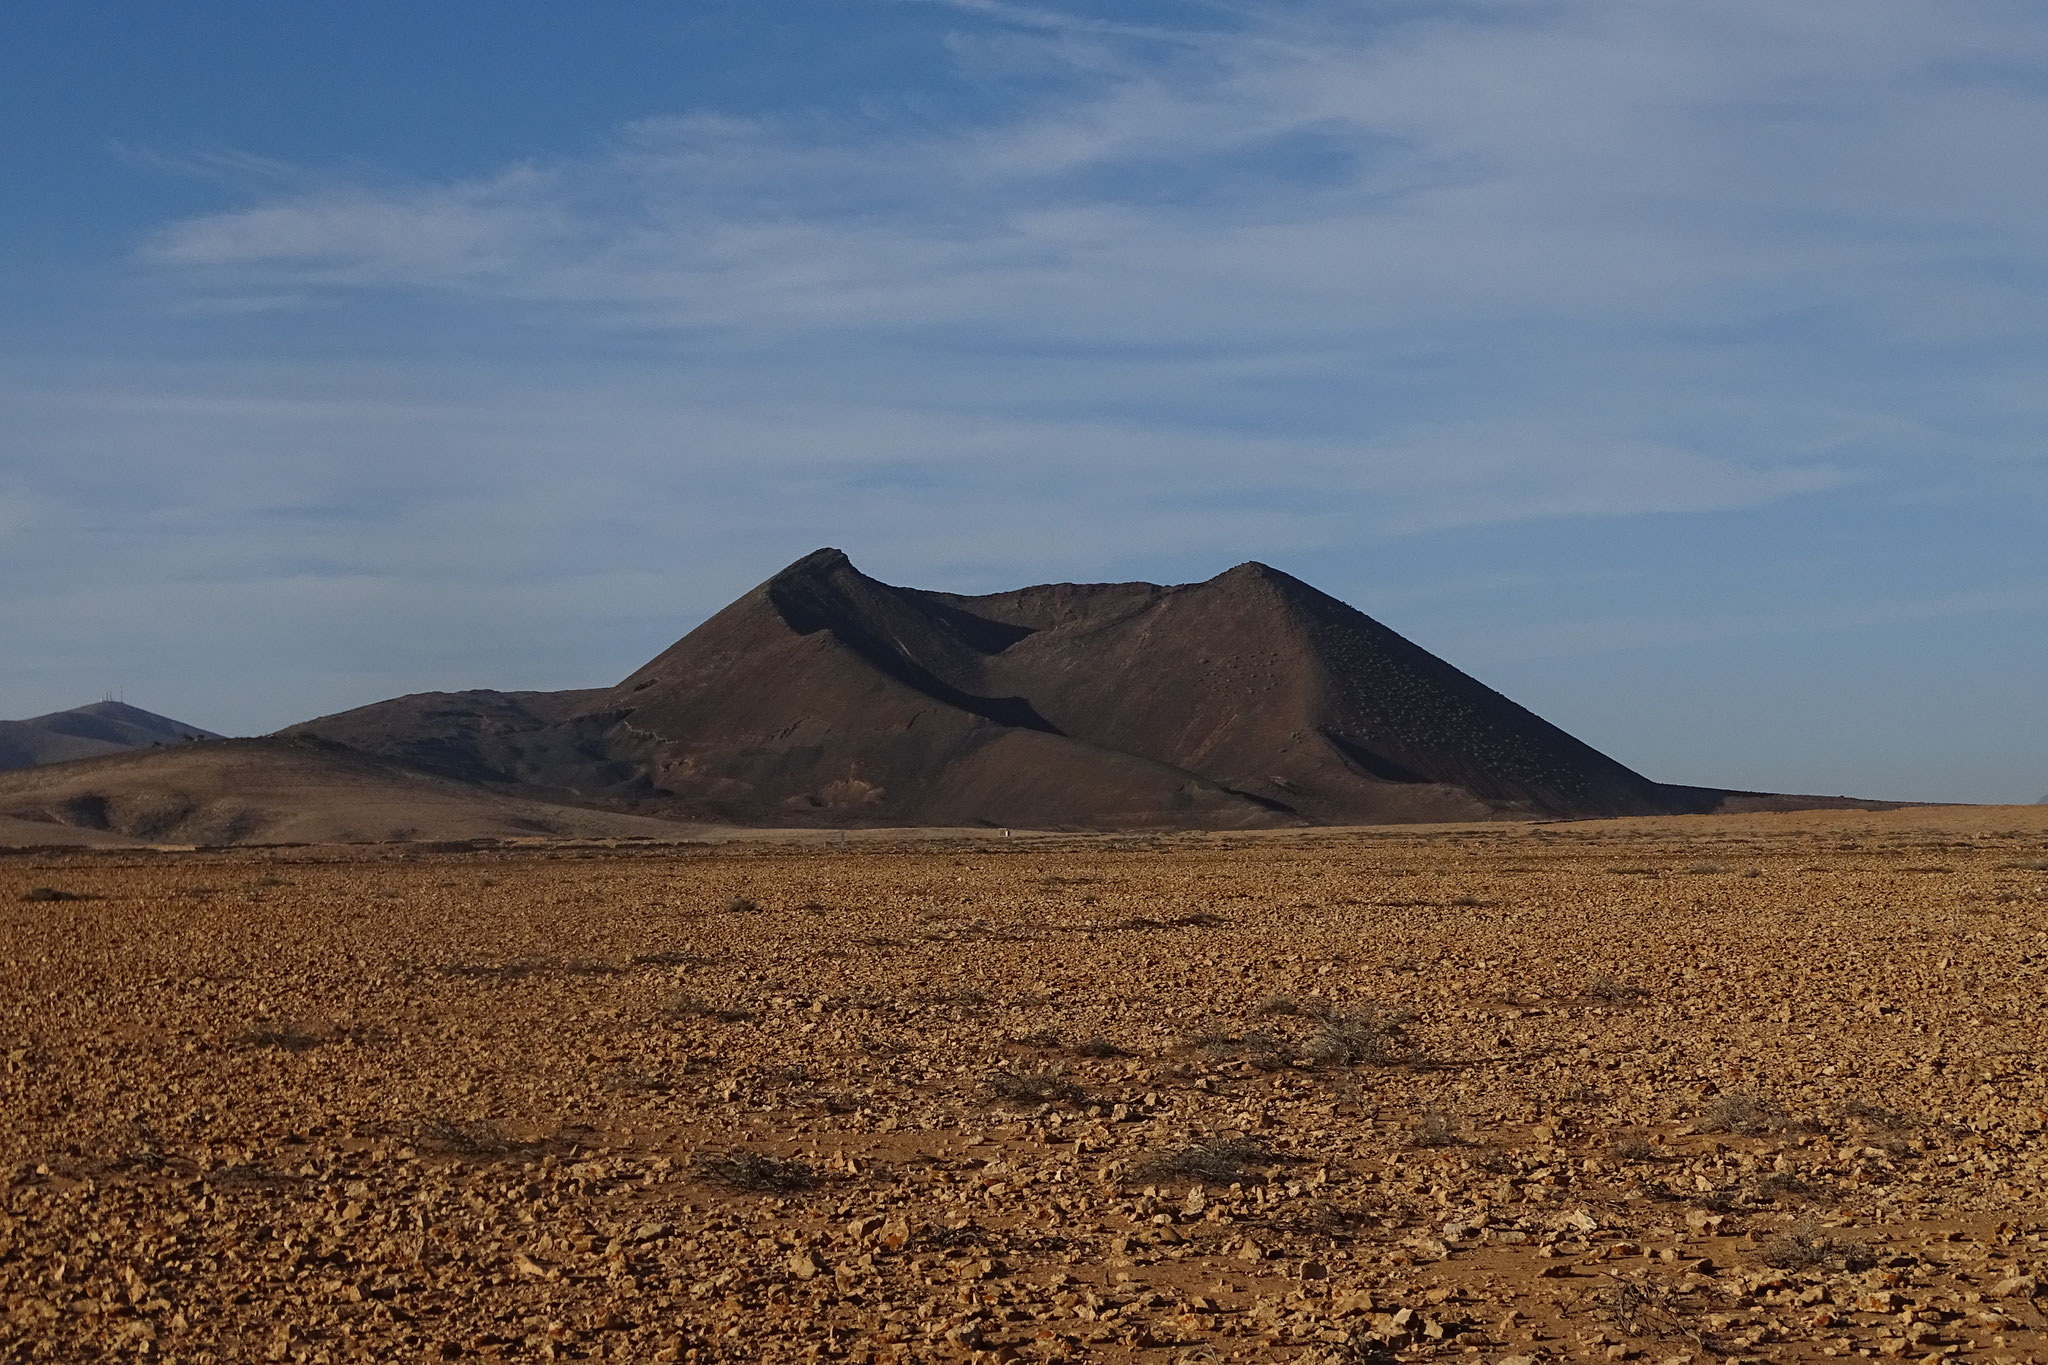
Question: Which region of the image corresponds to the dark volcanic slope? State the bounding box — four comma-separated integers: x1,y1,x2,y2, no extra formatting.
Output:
924,560,1690,822
0,738,695,845
0,701,221,773
278,688,624,792
289,549,1773,828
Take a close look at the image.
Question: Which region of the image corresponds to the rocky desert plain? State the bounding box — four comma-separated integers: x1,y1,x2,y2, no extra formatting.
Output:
5,804,2047,1365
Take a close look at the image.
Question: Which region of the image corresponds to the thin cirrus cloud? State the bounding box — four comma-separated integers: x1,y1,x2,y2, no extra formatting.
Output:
129,0,2048,544
140,1,2048,336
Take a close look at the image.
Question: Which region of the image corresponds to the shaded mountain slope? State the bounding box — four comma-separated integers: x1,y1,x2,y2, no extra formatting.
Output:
916,558,1701,821
0,701,221,773
275,689,627,793
0,739,700,846
288,549,1832,829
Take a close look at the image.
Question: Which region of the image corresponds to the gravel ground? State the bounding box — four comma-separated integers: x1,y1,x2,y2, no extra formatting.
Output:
4,808,2046,1363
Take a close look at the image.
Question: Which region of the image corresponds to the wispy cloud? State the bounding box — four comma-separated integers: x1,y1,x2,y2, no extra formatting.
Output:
130,2,2048,531
141,2,2048,342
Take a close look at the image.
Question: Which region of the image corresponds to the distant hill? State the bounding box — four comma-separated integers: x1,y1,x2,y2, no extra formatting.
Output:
0,738,703,846
0,701,221,773
283,549,1890,830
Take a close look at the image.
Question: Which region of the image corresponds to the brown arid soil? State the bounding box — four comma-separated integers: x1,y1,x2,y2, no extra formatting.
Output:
3,805,2046,1365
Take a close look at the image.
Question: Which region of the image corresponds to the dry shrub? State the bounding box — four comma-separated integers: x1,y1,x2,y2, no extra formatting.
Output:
1698,1092,1803,1136
1233,1028,1291,1071
984,1069,1086,1105
419,1117,526,1158
630,949,705,967
1304,1005,1422,1068
1585,974,1644,1003
1609,1132,1658,1163
692,1150,815,1193
1837,1098,1914,1131
439,958,625,980
919,988,989,1008
1408,1108,1463,1148
1754,1170,1815,1203
238,1019,323,1053
1135,1137,1289,1185
662,992,757,1024
1070,1036,1129,1058
1117,911,1226,930
1761,1221,1875,1272
110,1117,169,1173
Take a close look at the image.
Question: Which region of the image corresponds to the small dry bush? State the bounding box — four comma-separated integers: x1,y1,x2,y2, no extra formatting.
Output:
1754,1170,1815,1203
1304,1005,1422,1068
1117,911,1226,930
419,1117,525,1158
917,1221,990,1250
1238,1029,1294,1071
439,960,537,980
1609,1132,1658,1163
1408,1108,1463,1148
662,992,757,1024
1596,1281,1690,1342
1136,1137,1290,1185
440,957,620,979
110,1117,169,1173
630,949,705,968
1585,974,1644,1003
238,1019,323,1053
1837,1099,1914,1131
919,988,990,1008
1070,1036,1130,1058
692,1150,815,1193
1698,1092,1802,1136
1760,1221,1874,1272
984,1069,1086,1105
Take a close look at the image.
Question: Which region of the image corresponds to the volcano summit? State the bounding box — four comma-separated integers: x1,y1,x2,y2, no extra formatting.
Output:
282,549,1846,829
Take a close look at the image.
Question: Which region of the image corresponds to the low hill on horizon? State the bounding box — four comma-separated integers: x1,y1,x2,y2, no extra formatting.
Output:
0,738,705,846
0,701,221,773
282,549,1890,830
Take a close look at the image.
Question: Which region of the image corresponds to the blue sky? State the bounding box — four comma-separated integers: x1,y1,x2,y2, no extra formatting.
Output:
3,0,2045,803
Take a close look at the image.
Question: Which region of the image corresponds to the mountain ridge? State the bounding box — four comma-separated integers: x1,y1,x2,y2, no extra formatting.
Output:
0,701,222,773
280,549,1872,829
